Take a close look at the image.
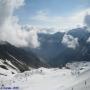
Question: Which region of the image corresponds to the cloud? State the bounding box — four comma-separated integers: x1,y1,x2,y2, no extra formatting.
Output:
87,37,90,43
84,14,90,27
32,10,49,21
23,25,40,48
31,8,90,32
61,34,79,49
0,0,24,26
83,10,90,45
0,0,40,48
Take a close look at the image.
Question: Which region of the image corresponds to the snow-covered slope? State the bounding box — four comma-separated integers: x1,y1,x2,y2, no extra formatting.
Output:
0,62,90,90
0,59,19,76
0,42,47,72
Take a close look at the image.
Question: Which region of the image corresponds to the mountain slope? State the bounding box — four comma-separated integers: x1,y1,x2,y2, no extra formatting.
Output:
0,42,47,72
30,27,90,67
32,32,64,62
51,28,90,67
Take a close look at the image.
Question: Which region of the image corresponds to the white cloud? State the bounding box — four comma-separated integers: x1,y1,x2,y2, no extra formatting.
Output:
0,0,24,25
0,0,40,48
61,34,79,49
31,8,90,32
84,14,90,32
32,10,49,21
87,37,90,43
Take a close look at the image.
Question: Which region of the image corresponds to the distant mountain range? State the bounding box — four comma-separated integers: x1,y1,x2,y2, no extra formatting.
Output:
31,27,90,67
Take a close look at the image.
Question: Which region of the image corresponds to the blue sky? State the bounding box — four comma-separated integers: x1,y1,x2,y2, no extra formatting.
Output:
14,0,90,30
